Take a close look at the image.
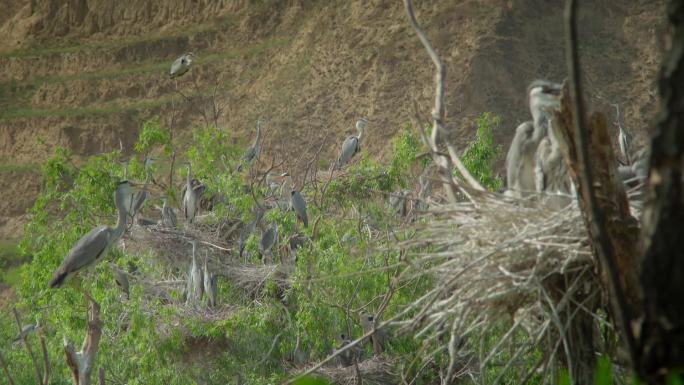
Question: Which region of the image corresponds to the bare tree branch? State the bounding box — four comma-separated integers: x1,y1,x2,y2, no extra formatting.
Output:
64,294,103,385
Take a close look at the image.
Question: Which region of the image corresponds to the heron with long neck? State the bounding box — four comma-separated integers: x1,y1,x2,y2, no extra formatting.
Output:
239,118,264,171
335,118,367,170
130,156,154,219
504,81,561,197
183,162,202,224
49,181,141,288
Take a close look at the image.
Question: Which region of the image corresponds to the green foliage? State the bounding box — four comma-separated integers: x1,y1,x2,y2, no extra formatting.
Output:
459,112,504,191
134,116,170,155
326,127,421,206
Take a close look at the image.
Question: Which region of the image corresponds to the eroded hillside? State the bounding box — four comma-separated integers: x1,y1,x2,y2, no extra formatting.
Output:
0,0,665,239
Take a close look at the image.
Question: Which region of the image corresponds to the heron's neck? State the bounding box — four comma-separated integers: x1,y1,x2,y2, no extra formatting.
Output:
255,125,262,147
357,125,364,142
113,198,128,241
186,165,192,186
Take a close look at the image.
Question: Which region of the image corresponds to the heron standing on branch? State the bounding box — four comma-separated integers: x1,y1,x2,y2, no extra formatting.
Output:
335,118,367,170
49,181,142,288
161,196,177,228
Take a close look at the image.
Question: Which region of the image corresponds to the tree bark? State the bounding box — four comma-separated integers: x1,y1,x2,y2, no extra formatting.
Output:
637,1,684,383
64,295,102,385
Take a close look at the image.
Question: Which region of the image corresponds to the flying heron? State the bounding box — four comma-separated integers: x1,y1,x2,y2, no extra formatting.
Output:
109,262,130,300
290,189,308,228
335,118,367,170
169,52,195,79
49,180,143,288
239,118,264,171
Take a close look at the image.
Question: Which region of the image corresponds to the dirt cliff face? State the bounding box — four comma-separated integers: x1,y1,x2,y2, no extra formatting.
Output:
0,0,665,239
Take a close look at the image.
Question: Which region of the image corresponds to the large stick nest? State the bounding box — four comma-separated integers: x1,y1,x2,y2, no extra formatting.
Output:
306,357,398,385
394,190,599,380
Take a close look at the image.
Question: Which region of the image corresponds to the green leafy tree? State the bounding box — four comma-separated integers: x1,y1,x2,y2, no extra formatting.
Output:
459,112,504,191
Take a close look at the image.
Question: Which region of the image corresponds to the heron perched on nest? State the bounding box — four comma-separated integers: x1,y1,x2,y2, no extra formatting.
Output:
360,313,386,355
49,181,143,288
335,118,367,170
169,52,195,79
203,252,217,308
183,163,205,224
160,196,177,228
505,80,562,198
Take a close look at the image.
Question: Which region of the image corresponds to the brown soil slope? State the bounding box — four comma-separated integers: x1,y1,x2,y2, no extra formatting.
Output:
0,0,665,239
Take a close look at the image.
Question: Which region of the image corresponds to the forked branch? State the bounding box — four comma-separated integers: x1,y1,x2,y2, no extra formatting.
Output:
64,295,103,385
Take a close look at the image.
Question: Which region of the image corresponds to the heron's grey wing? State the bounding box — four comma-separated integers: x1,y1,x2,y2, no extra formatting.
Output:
336,136,358,169
169,57,183,77
50,226,111,287
292,192,308,228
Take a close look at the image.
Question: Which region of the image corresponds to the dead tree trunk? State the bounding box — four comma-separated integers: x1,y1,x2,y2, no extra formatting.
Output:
64,295,102,385
636,1,684,383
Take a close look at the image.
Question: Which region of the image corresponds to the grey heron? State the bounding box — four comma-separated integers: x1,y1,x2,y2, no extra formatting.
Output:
335,332,361,367
12,322,39,343
161,196,177,228
505,80,562,197
534,106,574,208
334,118,366,170
389,189,411,217
239,207,264,258
109,262,130,300
238,118,264,171
260,221,278,259
130,156,155,219
359,312,386,355
183,163,204,224
277,172,293,210
417,173,432,210
203,252,217,308
290,189,308,228
169,52,195,79
49,180,141,288
190,240,204,303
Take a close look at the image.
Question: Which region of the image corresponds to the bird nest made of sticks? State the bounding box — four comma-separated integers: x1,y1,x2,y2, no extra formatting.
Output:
390,190,600,381
306,357,398,385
